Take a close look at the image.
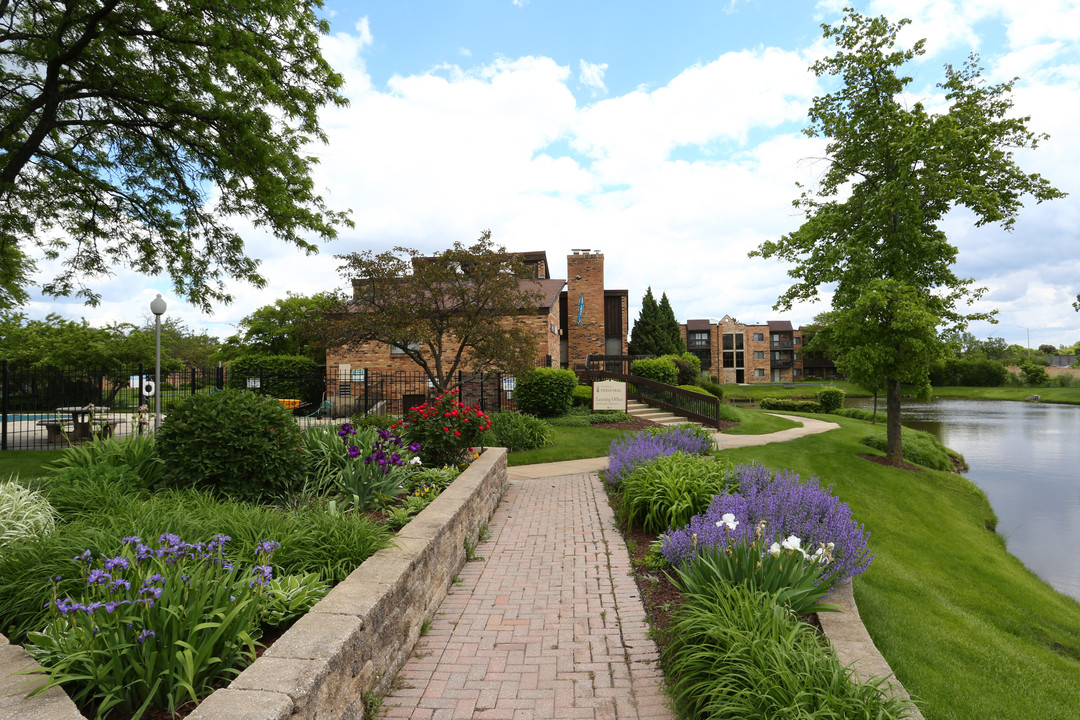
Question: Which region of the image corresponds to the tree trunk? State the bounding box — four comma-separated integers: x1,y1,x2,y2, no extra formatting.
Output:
886,378,903,463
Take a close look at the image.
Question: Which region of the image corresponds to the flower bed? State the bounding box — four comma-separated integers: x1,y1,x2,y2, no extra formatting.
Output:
2,448,509,720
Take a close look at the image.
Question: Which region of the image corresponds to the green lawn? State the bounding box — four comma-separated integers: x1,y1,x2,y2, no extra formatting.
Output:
720,380,871,402
721,407,801,435
718,416,1080,720
0,450,61,480
506,426,629,466
930,385,1080,404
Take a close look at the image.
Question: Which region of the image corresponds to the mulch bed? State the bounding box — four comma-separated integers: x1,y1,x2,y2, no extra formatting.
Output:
591,416,657,431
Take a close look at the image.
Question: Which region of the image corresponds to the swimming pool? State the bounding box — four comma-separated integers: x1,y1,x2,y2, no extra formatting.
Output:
1,413,57,422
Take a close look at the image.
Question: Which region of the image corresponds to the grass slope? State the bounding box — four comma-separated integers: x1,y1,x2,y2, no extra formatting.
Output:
718,416,1080,720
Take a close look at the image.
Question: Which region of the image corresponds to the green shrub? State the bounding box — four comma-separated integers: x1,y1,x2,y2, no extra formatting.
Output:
348,412,398,431
660,353,701,385
1052,373,1076,388
588,411,632,424
157,389,307,501
678,384,712,395
487,411,553,452
40,464,148,520
833,407,881,422
0,479,56,553
716,403,741,423
620,453,734,534
664,583,915,720
514,368,578,417
630,357,678,385
544,412,590,427
260,572,330,627
47,433,164,490
928,356,1008,386
1020,361,1051,386
571,384,592,407
759,397,823,413
817,386,846,413
225,354,323,405
696,375,724,400
859,428,955,471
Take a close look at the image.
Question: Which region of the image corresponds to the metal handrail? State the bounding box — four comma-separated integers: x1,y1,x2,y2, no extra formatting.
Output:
583,369,720,428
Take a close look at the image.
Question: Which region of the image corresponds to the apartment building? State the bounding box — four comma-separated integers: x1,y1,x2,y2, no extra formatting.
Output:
681,316,837,383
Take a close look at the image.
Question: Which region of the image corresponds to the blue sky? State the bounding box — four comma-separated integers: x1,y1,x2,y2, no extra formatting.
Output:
26,0,1080,350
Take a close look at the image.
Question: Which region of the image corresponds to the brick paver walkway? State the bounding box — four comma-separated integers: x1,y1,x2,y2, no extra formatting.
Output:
380,471,672,719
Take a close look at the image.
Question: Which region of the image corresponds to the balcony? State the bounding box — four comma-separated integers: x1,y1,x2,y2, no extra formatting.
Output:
687,338,710,351
770,341,794,350
771,359,794,369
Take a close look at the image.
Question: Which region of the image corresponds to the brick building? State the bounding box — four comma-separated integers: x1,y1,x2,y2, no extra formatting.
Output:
325,250,627,413
681,316,837,384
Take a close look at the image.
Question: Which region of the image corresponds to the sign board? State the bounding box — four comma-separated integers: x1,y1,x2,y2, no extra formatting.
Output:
592,380,627,412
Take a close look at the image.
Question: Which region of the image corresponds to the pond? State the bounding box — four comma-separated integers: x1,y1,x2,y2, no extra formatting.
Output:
850,397,1080,602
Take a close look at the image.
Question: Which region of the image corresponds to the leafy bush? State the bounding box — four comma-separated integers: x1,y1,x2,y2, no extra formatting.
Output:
677,384,711,395
0,479,56,553
329,425,418,511
1020,361,1051,386
348,412,398,431
26,534,277,718
40,464,149,520
157,389,306,501
662,463,873,587
716,403,741,423
47,433,164,490
514,368,578,417
759,397,823,413
630,357,678,385
817,386,845,413
225,354,322,405
660,353,701,385
833,407,881,422
1052,373,1076,388
859,428,955,471
620,453,734,534
605,425,714,486
664,583,915,720
398,392,491,467
571,384,592,407
487,411,553,452
696,375,724,400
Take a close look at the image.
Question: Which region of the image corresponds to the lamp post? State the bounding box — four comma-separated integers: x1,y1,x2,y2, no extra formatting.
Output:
150,294,167,433
1019,325,1030,350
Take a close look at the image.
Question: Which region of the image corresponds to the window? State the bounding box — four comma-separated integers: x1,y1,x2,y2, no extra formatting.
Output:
723,352,735,368
753,351,764,360
793,353,800,361
734,333,744,350
723,334,734,351
754,368,765,377
772,333,781,342
391,341,422,355
794,368,802,377
794,337,802,346
753,333,764,342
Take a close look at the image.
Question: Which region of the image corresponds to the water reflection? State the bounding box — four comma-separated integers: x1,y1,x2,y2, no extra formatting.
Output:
849,397,1080,601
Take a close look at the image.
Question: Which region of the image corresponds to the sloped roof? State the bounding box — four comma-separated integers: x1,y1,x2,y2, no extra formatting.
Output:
768,320,793,332
530,278,566,310
686,319,711,331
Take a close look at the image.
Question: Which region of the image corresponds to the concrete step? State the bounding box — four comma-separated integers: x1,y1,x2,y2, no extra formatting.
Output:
626,400,701,427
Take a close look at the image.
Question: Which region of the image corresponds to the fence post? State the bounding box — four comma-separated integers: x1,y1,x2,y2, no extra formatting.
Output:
1,359,8,451
497,373,503,413
216,365,224,391
138,363,145,408
457,371,463,404
479,372,485,412
191,368,196,396
364,368,369,415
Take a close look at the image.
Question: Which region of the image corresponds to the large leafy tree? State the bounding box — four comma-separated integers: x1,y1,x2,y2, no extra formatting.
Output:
752,9,1064,463
218,292,337,364
322,232,543,392
0,0,350,310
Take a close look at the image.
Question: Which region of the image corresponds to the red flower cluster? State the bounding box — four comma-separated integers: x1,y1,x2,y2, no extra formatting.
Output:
398,392,491,468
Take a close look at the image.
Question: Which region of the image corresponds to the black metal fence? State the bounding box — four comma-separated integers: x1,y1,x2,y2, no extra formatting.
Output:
0,361,518,451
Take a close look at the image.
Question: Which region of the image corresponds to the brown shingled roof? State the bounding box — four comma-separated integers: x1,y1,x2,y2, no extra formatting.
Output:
686,319,711,331
767,320,793,332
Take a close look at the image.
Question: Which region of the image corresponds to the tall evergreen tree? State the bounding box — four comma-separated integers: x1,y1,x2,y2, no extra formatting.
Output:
628,287,662,355
657,292,686,355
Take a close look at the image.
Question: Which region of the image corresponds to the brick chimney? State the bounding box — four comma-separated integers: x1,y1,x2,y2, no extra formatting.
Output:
566,250,606,367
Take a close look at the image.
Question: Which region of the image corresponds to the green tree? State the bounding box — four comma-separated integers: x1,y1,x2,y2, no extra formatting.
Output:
0,0,350,311
628,287,662,356
751,10,1064,463
322,232,542,392
218,292,336,364
657,292,686,355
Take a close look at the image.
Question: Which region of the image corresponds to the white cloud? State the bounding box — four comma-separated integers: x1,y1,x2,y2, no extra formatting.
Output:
578,60,609,96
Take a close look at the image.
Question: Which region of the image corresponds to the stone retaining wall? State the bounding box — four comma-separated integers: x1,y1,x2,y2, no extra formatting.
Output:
0,447,508,720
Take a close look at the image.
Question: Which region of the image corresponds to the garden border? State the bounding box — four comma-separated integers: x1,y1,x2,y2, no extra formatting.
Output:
0,447,509,720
